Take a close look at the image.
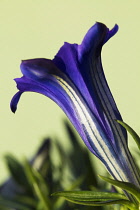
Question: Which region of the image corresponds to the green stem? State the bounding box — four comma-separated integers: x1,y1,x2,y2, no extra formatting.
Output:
33,182,50,210
23,159,51,210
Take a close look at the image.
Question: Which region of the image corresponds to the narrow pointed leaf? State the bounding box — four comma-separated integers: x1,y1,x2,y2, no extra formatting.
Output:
23,159,51,210
52,190,127,201
99,175,140,202
53,175,86,209
117,120,140,151
32,169,49,196
4,154,30,188
61,197,138,210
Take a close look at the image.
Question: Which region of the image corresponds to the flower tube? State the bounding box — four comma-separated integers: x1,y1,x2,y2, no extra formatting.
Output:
11,23,140,197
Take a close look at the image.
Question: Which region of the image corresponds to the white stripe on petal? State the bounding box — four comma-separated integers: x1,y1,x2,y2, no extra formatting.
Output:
54,75,130,183
90,57,140,185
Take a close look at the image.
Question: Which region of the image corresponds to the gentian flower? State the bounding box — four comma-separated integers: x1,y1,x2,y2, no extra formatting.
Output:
11,23,140,193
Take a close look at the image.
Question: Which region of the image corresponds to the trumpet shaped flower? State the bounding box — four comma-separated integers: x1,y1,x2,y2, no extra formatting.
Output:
11,23,140,189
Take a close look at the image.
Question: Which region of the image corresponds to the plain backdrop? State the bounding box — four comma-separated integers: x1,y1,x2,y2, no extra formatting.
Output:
1,0,140,182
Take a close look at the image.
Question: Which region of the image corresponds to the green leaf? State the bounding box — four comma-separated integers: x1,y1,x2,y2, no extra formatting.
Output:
62,197,138,210
52,191,138,210
32,168,49,196
99,175,140,203
23,158,51,210
52,190,127,201
4,154,30,188
117,120,140,150
53,175,85,209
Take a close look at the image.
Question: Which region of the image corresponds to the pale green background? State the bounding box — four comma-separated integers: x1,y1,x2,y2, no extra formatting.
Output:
0,0,140,182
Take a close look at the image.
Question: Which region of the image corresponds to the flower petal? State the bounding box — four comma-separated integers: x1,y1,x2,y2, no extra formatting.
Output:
10,22,140,189
10,91,23,113
53,24,115,142
78,23,127,142
11,71,98,157
52,23,126,153
11,59,139,185
77,22,139,184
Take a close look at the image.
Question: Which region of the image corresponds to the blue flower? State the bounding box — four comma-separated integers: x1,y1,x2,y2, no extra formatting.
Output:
11,22,140,188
